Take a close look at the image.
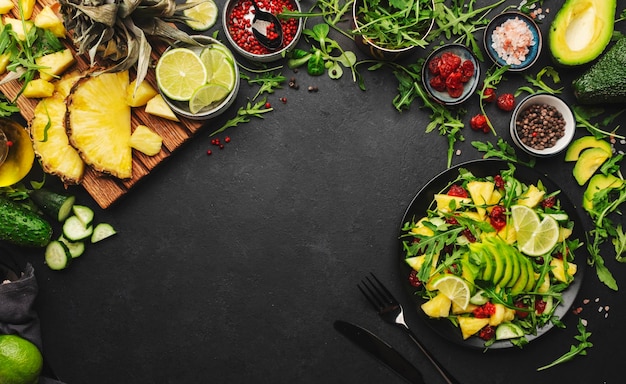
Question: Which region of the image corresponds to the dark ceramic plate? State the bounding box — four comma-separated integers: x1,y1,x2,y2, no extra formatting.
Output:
399,159,586,349
484,11,542,71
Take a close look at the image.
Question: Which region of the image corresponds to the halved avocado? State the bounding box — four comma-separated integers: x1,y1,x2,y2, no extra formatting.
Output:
564,136,612,161
549,0,616,66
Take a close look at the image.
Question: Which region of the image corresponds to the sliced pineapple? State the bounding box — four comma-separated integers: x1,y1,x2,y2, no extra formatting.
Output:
130,125,162,156
30,93,84,184
67,70,132,179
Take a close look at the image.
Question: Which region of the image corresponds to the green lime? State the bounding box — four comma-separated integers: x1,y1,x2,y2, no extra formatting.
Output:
156,48,207,101
189,84,230,114
183,0,219,31
511,205,559,256
200,48,236,91
431,274,470,310
0,334,43,384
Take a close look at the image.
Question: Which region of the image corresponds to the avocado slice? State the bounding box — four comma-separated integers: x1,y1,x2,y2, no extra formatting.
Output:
549,0,616,66
573,37,626,104
583,173,624,211
564,136,612,161
510,255,530,295
573,147,612,185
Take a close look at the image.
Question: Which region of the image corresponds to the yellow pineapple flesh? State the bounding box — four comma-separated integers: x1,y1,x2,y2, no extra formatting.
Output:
67,70,132,179
130,125,162,156
30,92,85,184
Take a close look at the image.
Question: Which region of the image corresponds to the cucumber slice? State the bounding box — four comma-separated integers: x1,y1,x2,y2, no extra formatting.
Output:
91,223,117,243
495,322,525,340
63,215,93,241
29,188,75,222
469,290,489,305
59,236,85,258
45,240,71,270
72,205,95,227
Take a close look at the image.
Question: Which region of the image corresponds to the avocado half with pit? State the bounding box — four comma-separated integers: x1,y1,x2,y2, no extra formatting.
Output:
549,0,616,66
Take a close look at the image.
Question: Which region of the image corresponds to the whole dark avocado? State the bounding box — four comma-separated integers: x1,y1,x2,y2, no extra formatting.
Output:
573,37,626,104
549,0,616,66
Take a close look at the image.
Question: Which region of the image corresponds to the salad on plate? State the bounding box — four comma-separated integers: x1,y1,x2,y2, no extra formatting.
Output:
400,161,583,348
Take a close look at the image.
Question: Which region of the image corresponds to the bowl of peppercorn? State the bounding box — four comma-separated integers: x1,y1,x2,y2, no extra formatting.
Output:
422,43,481,106
223,0,303,63
510,93,575,157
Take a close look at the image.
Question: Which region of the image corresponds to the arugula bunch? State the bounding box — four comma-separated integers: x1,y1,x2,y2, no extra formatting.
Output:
210,98,273,137
537,319,592,371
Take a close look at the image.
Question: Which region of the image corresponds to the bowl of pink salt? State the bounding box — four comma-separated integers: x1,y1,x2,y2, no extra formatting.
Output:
484,11,542,72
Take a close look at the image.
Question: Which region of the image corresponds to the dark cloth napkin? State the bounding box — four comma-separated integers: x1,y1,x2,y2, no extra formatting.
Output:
0,245,67,384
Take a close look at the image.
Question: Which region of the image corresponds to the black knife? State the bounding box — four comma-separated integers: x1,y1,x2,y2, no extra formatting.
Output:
334,320,425,384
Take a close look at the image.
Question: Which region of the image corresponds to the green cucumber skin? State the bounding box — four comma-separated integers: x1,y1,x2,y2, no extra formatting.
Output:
573,37,626,104
0,196,53,247
29,188,76,222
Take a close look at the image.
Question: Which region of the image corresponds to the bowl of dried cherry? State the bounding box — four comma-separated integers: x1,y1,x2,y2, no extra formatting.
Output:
421,43,480,106
509,93,575,157
223,0,303,63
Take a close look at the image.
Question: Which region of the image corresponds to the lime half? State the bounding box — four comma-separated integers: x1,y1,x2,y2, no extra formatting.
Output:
184,0,219,31
189,84,230,114
431,274,470,310
156,48,207,101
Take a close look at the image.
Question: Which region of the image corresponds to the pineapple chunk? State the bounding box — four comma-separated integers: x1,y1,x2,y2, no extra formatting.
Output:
145,94,179,121
421,292,451,318
0,0,14,14
452,301,477,315
0,53,10,75
18,0,36,19
410,217,434,236
496,223,516,245
550,258,577,283
458,317,490,340
30,93,84,184
130,125,162,156
126,79,158,107
4,18,34,41
36,49,76,81
33,5,66,38
516,185,545,208
467,180,494,218
405,253,439,274
489,303,507,326
54,70,82,98
67,71,132,179
22,79,54,98
535,273,550,294
433,194,470,213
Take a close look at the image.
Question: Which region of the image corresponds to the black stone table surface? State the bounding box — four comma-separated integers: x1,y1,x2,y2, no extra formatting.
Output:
10,0,626,383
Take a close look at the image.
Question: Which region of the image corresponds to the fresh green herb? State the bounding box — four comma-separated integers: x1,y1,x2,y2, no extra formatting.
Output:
471,139,536,168
478,65,509,135
0,94,20,117
572,106,625,140
537,319,592,371
428,0,506,60
518,0,544,15
353,0,433,50
390,62,465,168
515,66,563,96
240,71,286,101
287,23,357,81
210,98,273,137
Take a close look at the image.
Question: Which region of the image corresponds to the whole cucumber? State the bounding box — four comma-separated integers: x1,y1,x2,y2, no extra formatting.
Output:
0,196,52,247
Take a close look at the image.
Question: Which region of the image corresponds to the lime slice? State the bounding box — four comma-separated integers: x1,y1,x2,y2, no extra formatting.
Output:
188,84,230,114
183,0,219,31
156,48,207,101
200,48,236,91
431,274,470,310
511,205,559,256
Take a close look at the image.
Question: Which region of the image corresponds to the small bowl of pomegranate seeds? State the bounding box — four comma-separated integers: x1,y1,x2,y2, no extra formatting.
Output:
421,43,480,106
509,93,575,157
484,11,542,72
223,0,303,62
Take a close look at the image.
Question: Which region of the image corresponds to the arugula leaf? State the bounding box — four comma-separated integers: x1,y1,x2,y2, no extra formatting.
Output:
210,98,273,136
240,71,286,101
537,319,593,371
573,106,625,140
516,66,563,96
471,139,536,168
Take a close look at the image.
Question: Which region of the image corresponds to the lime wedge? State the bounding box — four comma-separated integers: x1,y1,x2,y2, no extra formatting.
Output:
200,48,236,91
184,0,219,31
189,84,230,114
431,274,470,310
156,48,207,101
511,205,559,256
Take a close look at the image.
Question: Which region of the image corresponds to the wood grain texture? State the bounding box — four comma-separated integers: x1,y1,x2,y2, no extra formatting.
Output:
0,0,204,208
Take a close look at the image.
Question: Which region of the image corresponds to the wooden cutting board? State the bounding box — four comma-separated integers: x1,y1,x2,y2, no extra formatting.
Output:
0,0,205,208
